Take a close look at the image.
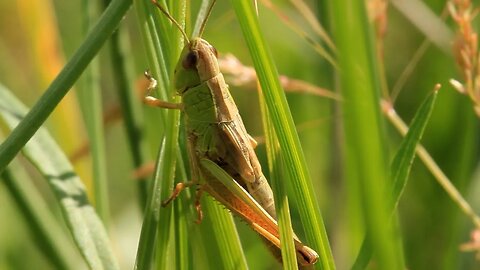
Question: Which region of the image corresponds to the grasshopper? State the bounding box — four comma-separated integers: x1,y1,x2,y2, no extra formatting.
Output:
144,0,319,266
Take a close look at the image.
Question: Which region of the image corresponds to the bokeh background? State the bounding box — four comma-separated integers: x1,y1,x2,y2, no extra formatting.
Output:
0,0,479,269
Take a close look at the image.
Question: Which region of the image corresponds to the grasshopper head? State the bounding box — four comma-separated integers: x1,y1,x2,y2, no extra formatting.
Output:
173,37,219,94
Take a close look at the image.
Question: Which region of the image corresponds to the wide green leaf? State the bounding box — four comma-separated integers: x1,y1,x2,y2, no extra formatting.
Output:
1,165,77,269
0,84,118,270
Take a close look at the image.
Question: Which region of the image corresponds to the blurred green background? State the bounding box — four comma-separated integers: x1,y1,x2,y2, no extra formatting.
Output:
0,0,479,269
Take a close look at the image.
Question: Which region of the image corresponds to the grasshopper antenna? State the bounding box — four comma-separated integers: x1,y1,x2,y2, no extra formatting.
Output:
151,0,190,44
198,0,217,38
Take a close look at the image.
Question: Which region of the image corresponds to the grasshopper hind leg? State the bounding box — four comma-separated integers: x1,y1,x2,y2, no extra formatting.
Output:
194,188,204,224
161,181,206,224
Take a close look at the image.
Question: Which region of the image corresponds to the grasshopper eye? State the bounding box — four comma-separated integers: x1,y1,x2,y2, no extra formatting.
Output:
182,51,198,69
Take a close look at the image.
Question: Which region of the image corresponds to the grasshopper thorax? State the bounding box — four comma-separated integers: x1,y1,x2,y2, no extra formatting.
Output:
173,37,219,94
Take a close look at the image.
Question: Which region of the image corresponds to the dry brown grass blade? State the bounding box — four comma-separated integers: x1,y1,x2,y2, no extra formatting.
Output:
219,54,341,100
289,0,336,52
260,0,337,67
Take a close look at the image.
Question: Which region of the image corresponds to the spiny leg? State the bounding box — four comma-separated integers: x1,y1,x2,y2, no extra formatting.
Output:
162,182,205,224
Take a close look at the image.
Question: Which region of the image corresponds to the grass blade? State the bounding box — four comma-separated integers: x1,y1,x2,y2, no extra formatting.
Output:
101,0,151,207
259,89,298,268
351,88,440,269
0,84,119,270
203,199,249,270
79,0,110,223
133,1,184,269
389,89,440,209
229,1,335,269
329,1,403,268
134,138,175,270
0,0,132,175
192,0,214,37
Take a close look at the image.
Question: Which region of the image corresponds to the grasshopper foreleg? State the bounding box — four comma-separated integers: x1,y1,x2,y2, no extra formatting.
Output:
144,96,183,110
143,71,183,110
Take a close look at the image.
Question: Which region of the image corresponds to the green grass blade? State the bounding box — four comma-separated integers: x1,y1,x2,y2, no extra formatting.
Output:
174,148,192,270
259,90,298,268
351,89,439,269
329,1,403,269
103,0,151,207
174,197,190,270
0,0,132,175
389,90,439,209
134,0,173,101
154,112,182,270
134,138,175,270
133,1,184,269
192,0,213,37
0,84,119,270
79,0,110,224
203,199,249,270
229,1,335,269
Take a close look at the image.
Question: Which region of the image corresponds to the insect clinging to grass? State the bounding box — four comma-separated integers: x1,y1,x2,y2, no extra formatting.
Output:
143,0,319,266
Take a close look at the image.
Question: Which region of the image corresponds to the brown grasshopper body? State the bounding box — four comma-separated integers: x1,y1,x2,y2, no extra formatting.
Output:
178,38,276,219
145,37,318,266
144,1,319,266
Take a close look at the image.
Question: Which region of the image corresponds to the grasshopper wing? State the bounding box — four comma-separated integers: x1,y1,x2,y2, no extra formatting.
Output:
206,76,276,217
